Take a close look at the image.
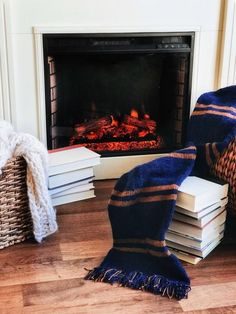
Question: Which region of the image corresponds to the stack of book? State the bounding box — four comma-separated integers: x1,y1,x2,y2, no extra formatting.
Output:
167,176,229,264
48,146,100,206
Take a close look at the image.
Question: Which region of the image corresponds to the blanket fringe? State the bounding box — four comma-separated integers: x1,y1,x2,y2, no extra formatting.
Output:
84,266,191,300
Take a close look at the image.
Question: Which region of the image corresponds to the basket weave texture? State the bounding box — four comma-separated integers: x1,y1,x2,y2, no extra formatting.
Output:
0,156,33,249
212,137,236,216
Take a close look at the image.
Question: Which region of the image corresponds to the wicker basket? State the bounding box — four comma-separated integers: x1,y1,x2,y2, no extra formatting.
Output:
212,137,236,216
0,156,33,249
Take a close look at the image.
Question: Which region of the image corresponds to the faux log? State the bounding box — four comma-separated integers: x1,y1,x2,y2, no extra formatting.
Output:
123,115,156,132
74,116,112,137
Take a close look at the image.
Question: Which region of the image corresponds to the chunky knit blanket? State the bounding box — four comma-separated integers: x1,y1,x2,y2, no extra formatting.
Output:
0,121,57,242
86,146,196,299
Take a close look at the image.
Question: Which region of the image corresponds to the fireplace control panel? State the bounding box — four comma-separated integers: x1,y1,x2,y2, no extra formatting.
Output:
45,33,193,54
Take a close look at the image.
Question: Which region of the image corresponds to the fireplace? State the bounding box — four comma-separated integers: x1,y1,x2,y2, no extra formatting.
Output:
43,33,194,156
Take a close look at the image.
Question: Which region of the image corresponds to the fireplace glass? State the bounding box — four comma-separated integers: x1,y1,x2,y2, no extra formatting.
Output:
43,33,194,156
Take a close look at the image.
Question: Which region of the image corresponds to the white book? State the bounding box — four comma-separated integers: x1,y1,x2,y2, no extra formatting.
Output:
52,189,95,206
49,178,92,196
167,233,224,258
176,176,228,212
49,146,100,176
51,183,94,198
175,197,228,219
48,167,94,189
169,248,202,265
169,210,226,241
166,224,225,250
173,206,226,228
168,211,227,241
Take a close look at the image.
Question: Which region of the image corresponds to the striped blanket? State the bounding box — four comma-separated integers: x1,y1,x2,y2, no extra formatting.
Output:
85,146,196,300
85,85,236,300
187,85,236,175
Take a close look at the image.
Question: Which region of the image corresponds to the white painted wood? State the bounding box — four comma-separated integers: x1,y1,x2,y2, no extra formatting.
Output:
219,0,236,86
34,25,200,34
10,0,223,34
0,64,4,119
94,154,164,179
0,0,14,122
34,32,47,143
227,0,236,84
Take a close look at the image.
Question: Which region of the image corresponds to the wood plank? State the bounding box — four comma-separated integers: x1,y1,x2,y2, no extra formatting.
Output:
182,306,236,314
60,239,112,260
45,210,112,244
23,300,182,314
22,278,183,314
185,244,236,286
0,285,23,312
0,257,102,287
179,282,236,311
0,243,62,268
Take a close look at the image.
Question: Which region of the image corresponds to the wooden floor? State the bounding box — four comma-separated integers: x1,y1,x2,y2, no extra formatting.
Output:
0,180,236,314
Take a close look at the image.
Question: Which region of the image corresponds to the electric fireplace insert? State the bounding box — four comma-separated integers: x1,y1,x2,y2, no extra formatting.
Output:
43,33,194,156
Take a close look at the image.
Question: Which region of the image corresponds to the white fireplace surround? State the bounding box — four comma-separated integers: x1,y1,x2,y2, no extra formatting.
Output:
1,0,236,178
34,26,200,178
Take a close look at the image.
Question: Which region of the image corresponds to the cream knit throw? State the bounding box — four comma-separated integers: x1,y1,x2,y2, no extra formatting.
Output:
0,121,58,242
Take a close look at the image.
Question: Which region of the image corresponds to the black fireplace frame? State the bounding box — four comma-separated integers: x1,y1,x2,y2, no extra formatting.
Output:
43,32,195,155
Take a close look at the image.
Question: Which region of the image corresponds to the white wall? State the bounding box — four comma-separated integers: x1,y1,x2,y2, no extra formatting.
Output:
219,0,236,86
3,0,225,138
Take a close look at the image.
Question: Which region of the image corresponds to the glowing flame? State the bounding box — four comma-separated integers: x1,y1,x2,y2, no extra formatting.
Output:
139,130,149,138
144,113,150,120
130,109,139,119
87,132,98,140
111,115,119,127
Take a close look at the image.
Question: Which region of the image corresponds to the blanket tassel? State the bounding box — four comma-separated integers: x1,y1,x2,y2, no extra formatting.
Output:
84,267,191,300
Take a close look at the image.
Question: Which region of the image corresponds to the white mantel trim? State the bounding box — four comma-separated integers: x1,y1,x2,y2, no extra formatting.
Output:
33,25,201,34
0,0,15,123
33,25,200,145
219,0,236,86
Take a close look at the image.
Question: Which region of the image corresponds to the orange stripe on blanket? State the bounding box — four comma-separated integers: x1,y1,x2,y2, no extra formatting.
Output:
114,238,166,247
168,153,196,160
112,184,178,197
181,145,196,151
196,103,236,114
192,110,236,120
109,194,177,207
113,246,171,257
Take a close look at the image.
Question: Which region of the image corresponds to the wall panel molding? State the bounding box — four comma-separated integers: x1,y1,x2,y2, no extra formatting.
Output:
0,0,16,124
219,0,236,86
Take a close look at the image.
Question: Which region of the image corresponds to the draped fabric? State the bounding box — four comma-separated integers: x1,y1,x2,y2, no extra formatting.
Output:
85,146,196,300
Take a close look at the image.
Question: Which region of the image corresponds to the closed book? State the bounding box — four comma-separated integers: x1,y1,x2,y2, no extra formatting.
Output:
48,167,94,189
168,210,226,241
176,176,228,212
167,233,224,258
51,183,94,198
169,248,202,265
49,178,92,196
166,224,225,250
52,189,95,206
173,206,226,228
49,146,100,176
175,197,228,219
